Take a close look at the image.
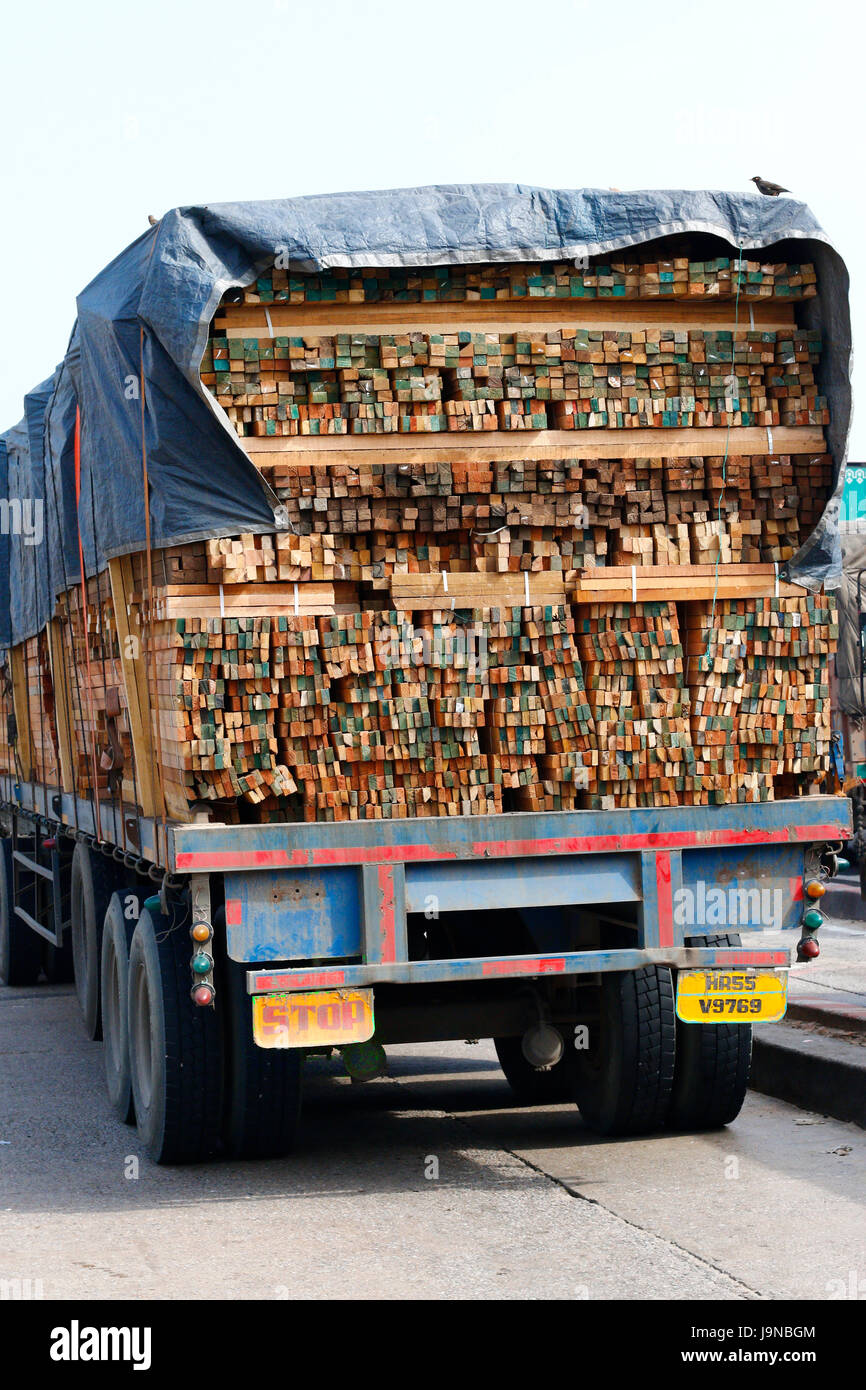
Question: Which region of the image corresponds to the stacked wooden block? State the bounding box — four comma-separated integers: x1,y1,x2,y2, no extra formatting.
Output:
62,581,134,801
577,602,696,809
154,615,295,807
520,605,598,810
257,452,831,580
202,327,827,438
236,258,817,306
23,632,60,786
685,595,837,802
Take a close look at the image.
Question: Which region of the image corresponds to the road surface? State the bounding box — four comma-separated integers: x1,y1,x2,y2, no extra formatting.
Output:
1,978,863,1301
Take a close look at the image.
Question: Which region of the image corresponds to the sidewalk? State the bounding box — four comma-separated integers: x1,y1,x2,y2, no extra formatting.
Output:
741,903,866,1126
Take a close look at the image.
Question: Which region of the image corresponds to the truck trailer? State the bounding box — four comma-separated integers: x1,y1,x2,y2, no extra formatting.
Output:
0,185,853,1162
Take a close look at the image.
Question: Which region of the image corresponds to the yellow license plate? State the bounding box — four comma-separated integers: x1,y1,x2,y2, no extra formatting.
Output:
252,988,375,1049
676,969,787,1024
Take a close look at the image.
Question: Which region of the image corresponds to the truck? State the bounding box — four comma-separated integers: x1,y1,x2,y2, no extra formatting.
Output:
0,184,853,1163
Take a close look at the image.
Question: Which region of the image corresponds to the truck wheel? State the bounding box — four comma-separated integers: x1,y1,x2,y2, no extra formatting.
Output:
494,1035,577,1104
668,934,752,1130
0,837,42,986
222,946,303,1159
70,845,115,1040
101,893,142,1124
574,966,675,1136
128,907,223,1164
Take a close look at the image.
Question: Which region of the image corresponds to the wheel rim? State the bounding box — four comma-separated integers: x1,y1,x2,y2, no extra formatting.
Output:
133,965,154,1112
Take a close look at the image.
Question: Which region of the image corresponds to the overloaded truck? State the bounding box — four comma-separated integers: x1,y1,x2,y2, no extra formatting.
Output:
0,185,852,1162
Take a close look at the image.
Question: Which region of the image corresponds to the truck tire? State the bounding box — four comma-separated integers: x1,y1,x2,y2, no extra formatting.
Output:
101,893,142,1124
70,845,116,1040
668,933,752,1130
128,906,223,1164
0,837,42,986
222,946,303,1159
574,966,675,1136
494,1035,577,1104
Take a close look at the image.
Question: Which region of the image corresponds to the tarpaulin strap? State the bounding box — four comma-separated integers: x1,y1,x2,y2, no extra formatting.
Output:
139,327,169,864
767,426,774,454
219,583,225,619
264,306,275,339
293,582,299,616
631,565,637,603
74,406,103,842
524,571,530,605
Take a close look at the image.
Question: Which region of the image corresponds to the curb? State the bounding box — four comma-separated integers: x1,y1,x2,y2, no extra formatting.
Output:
785,995,866,1034
750,1023,866,1128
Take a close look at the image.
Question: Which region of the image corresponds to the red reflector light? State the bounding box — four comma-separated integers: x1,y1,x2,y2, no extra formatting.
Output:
191,984,215,1007
797,937,820,961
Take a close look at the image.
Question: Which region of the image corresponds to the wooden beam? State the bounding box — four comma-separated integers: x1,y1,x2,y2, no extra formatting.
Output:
108,556,164,821
9,644,33,781
47,618,75,794
390,572,567,609
573,564,806,604
240,425,826,466
215,298,796,335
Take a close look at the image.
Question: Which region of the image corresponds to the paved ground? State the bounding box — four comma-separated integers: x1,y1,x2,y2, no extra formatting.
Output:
1,975,863,1301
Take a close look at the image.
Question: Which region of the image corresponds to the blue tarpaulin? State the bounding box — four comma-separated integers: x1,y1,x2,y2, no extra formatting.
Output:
0,184,853,648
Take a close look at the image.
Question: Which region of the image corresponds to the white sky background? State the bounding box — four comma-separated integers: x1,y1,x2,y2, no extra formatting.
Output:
0,0,862,452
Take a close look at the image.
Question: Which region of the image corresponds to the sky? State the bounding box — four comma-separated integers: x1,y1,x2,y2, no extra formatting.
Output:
1,0,862,452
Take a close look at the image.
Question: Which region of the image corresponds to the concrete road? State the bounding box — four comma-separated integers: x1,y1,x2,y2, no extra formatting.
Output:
1,980,863,1301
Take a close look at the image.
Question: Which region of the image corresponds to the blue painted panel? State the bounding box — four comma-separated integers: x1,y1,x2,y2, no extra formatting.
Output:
172,794,851,868
404,853,640,914
680,845,805,934
224,867,362,963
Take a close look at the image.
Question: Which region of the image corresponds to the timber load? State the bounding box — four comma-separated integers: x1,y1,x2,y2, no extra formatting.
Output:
0,190,847,828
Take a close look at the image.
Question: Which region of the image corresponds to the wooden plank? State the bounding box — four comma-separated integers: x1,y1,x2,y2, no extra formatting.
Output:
108,556,164,821
47,618,75,794
215,299,796,334
240,426,826,464
9,644,33,781
574,563,805,603
390,572,566,608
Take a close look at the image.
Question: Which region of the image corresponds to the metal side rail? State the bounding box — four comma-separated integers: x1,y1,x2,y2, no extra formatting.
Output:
246,944,793,994
166,797,853,980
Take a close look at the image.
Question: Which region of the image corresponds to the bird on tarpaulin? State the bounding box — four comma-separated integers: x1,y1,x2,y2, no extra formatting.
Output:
752,176,790,196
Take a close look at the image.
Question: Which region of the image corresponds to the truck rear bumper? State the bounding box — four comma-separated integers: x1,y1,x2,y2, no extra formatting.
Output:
246,944,791,994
